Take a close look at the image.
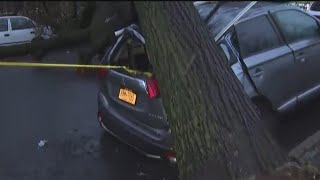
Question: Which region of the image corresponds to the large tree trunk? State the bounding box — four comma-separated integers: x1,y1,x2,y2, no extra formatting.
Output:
134,2,286,180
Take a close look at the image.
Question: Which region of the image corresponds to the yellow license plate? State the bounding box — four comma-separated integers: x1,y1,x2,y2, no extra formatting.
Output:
118,88,137,105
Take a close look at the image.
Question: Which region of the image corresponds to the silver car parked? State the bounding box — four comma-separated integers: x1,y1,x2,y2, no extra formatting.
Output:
197,2,320,113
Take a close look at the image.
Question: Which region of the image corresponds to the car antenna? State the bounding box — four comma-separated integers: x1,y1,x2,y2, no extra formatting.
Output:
204,1,227,24
214,1,257,41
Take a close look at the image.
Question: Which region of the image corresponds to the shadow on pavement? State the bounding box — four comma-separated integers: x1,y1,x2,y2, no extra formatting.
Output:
272,97,320,152
99,132,179,180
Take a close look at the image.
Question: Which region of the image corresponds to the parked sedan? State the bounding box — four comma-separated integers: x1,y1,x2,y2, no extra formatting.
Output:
0,15,54,46
97,2,320,160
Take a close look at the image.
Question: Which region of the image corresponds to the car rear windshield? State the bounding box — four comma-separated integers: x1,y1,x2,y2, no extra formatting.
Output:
110,38,153,73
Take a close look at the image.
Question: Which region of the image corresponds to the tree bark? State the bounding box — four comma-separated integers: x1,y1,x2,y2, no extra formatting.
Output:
134,2,286,180
42,1,49,16
72,1,77,18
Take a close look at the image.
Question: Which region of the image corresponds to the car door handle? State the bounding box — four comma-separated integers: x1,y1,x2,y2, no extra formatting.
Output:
30,31,35,34
298,57,306,63
4,34,9,37
252,68,263,78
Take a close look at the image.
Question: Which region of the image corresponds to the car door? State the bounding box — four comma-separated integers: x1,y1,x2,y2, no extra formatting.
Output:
234,15,298,112
9,17,36,45
0,18,12,46
271,9,320,105
218,30,259,99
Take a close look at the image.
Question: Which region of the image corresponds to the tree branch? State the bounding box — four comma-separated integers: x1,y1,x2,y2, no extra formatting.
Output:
42,1,49,16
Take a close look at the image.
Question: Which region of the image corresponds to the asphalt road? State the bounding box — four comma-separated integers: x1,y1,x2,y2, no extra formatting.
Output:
0,50,320,180
0,51,178,180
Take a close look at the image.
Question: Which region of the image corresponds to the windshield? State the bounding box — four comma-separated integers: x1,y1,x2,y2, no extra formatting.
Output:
195,1,252,38
195,1,289,39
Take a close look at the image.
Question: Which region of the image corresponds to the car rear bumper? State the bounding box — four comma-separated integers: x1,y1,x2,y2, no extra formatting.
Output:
97,92,173,159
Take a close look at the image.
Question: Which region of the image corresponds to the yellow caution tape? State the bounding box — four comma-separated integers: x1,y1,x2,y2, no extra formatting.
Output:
0,61,153,78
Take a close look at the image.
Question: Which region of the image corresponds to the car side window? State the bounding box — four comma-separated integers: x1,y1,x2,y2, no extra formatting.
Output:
219,43,231,61
217,31,241,66
0,18,8,32
272,10,320,43
235,15,282,58
230,32,240,54
10,17,34,30
111,40,130,67
110,38,152,72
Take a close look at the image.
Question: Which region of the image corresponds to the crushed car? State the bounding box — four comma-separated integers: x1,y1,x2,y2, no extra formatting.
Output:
97,24,175,162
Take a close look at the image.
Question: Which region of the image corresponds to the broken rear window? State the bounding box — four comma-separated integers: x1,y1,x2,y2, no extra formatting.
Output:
110,38,153,73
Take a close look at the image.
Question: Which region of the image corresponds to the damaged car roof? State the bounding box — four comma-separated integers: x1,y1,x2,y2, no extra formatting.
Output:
195,1,297,39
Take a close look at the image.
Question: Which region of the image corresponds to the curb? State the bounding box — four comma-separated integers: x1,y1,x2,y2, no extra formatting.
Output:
289,130,320,162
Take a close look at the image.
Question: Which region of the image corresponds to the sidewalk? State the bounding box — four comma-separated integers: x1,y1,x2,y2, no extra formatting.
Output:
289,130,320,168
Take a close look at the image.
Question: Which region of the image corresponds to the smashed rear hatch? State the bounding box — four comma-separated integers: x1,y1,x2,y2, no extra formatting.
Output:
99,25,169,130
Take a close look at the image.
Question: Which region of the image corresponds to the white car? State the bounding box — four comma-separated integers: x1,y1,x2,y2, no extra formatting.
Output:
0,16,54,47
308,1,320,20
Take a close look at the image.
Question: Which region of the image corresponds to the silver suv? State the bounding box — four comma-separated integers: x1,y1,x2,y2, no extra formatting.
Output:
198,2,320,113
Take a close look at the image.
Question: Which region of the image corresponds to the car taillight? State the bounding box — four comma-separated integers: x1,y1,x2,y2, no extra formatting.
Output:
97,111,103,122
98,68,109,78
164,149,176,163
146,77,160,99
